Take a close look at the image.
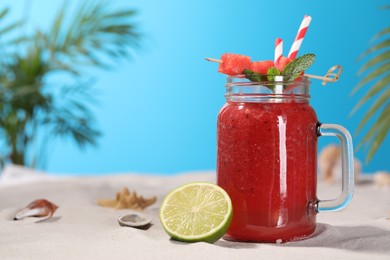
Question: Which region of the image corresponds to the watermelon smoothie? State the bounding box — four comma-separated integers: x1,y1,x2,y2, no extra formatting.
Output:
217,76,319,242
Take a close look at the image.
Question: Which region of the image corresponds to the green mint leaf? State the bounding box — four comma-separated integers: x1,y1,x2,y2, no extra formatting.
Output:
266,67,281,81
242,68,267,82
282,53,315,81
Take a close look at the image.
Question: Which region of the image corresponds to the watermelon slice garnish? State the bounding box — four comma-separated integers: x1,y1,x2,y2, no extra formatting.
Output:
218,53,251,75
250,60,275,74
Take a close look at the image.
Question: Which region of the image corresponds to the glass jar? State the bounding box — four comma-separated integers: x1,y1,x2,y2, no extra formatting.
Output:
216,75,354,243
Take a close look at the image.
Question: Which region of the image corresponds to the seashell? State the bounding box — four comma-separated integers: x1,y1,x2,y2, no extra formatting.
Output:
117,212,152,229
14,199,58,221
374,171,390,188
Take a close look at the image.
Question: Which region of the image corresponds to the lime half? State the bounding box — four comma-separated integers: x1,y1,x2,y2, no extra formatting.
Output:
159,182,233,243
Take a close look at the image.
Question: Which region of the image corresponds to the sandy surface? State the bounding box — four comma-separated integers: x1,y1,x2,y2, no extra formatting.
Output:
0,167,389,260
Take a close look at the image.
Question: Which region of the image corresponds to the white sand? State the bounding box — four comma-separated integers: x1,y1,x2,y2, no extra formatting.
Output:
0,166,389,260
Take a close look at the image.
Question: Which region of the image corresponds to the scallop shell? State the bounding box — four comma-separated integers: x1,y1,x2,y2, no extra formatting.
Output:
117,212,152,229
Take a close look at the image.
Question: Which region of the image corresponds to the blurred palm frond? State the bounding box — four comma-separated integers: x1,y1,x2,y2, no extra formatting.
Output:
352,11,390,163
0,1,141,167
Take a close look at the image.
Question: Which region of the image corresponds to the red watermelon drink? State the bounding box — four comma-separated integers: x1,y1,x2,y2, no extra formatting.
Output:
217,76,318,242
216,74,354,243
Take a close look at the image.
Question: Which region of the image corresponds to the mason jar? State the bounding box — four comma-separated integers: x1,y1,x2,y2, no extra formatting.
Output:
216,75,354,243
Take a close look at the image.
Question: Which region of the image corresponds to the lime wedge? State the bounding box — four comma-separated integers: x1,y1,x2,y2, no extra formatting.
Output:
159,182,233,243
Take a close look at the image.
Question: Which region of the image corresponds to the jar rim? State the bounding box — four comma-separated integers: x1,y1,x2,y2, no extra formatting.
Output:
226,75,311,87
224,75,311,101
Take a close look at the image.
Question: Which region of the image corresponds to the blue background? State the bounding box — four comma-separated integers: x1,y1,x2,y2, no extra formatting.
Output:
3,0,389,175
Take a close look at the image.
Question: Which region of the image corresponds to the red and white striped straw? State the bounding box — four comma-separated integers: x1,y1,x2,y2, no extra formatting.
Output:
288,15,312,59
274,38,283,66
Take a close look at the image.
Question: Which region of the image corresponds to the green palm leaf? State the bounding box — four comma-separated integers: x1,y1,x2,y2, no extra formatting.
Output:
359,39,390,59
50,0,140,69
358,104,390,147
102,10,137,20
48,1,67,54
366,111,390,162
351,73,390,115
0,20,23,35
2,36,28,46
356,88,390,134
358,50,390,75
353,62,390,94
0,7,9,20
372,27,390,41
0,7,26,63
353,10,390,163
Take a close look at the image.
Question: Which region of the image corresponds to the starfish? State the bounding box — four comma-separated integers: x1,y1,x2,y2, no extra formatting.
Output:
97,187,156,210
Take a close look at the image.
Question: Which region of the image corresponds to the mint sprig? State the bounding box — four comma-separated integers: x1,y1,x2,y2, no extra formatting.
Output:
282,53,315,81
266,67,280,81
242,68,267,82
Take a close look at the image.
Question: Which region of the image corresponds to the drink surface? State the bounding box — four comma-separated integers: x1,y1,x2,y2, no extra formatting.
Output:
217,99,318,242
